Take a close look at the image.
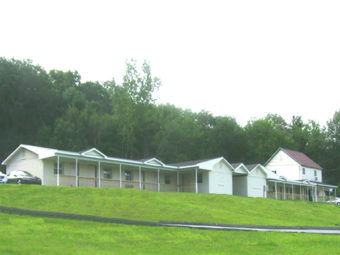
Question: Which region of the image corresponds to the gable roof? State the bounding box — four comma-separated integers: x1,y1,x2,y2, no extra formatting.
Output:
231,163,241,168
2,144,179,170
245,164,258,171
2,144,57,165
231,163,249,174
170,157,234,172
170,158,213,167
136,158,165,166
281,148,322,169
80,148,107,158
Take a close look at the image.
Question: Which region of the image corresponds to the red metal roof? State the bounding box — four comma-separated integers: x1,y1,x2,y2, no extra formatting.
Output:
281,148,322,169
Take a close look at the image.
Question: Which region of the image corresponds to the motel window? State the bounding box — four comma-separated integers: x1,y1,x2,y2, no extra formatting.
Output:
54,162,64,175
103,169,112,179
125,171,132,181
302,168,305,175
165,175,171,184
197,173,203,183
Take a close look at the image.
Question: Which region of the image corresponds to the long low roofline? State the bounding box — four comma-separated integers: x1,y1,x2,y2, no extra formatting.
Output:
2,144,338,189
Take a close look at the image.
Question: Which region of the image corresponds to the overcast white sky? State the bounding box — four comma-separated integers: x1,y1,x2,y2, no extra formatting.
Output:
1,0,339,126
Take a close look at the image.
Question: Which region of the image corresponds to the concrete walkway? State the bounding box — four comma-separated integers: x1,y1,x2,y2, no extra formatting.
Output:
161,223,340,235
1,206,340,235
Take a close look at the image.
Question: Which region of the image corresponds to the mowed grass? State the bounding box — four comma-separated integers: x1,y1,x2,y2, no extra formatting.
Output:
1,213,340,255
1,185,340,226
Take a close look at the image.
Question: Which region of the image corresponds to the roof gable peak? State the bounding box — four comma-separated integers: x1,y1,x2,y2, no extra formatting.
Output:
81,148,106,158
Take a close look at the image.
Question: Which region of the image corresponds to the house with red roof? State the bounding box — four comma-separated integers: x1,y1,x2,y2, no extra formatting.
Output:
265,148,323,182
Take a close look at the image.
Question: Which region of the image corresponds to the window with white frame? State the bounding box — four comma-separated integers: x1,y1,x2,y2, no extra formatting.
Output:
165,175,171,184
197,173,203,183
103,169,112,179
125,171,132,181
314,170,317,177
54,162,64,175
302,168,305,175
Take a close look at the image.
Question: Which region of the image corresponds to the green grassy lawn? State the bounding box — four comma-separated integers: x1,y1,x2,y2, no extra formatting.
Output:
1,213,340,255
0,185,340,226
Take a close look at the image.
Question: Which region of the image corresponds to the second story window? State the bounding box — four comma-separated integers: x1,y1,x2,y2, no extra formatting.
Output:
314,170,317,177
302,168,305,175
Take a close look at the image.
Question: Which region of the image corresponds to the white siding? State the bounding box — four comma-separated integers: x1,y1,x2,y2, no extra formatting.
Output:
247,167,267,198
266,150,300,180
232,175,248,196
301,166,322,182
6,149,44,183
198,172,209,193
208,161,233,194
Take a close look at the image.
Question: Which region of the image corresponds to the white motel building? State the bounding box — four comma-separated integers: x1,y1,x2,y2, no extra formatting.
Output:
2,145,337,202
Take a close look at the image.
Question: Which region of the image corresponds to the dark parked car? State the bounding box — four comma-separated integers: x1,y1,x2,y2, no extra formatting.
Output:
7,171,41,185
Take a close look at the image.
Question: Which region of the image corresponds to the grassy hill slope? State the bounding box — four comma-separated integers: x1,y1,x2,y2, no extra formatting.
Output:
1,213,340,255
1,185,340,227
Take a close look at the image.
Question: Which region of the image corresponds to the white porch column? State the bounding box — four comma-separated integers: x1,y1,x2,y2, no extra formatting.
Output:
315,186,318,202
75,158,78,187
292,184,294,200
335,189,337,200
139,166,142,190
275,182,278,200
195,167,198,194
157,168,160,192
300,185,302,200
119,164,122,188
97,161,101,188
177,171,179,192
57,156,60,186
323,187,325,202
283,183,286,200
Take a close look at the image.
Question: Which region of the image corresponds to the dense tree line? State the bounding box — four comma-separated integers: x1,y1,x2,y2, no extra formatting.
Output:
0,57,339,185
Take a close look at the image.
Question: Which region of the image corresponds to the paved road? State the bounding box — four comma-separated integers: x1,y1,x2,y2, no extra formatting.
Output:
161,223,340,234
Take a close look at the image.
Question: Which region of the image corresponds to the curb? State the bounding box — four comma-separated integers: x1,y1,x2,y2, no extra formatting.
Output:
159,221,340,230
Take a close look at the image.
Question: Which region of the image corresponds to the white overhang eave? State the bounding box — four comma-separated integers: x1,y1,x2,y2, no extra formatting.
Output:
52,151,179,171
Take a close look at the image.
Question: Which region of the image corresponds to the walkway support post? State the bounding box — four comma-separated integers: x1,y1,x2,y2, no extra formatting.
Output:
275,182,277,200
315,186,318,202
75,158,78,187
119,164,122,188
323,187,325,202
292,184,294,200
300,185,302,200
195,167,198,194
283,183,286,200
157,168,160,192
97,161,101,188
57,156,60,186
177,171,179,192
139,166,142,190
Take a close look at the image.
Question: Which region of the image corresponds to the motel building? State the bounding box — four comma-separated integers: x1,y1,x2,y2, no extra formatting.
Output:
1,145,337,202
